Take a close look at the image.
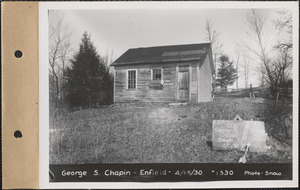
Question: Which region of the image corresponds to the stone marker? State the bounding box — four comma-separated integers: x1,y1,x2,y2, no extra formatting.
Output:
212,119,267,152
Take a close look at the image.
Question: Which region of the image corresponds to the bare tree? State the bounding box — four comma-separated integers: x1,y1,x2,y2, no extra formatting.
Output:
204,20,223,76
103,48,117,75
243,10,272,96
271,47,292,87
275,9,292,52
243,9,293,98
257,68,265,86
234,44,241,89
49,12,72,114
58,38,72,104
242,48,250,89
274,9,293,87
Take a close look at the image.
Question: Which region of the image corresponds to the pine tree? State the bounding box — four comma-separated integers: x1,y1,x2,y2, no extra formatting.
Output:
216,55,238,91
65,32,113,108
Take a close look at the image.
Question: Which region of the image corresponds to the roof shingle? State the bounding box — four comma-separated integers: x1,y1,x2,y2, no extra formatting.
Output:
111,43,211,66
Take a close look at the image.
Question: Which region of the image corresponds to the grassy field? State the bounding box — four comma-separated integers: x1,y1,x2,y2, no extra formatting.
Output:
50,96,293,164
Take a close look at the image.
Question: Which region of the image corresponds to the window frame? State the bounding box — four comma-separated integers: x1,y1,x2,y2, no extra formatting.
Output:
151,68,163,81
126,69,137,90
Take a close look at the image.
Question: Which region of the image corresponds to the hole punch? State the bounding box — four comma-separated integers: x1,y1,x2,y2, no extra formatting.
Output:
14,50,23,58
14,130,22,138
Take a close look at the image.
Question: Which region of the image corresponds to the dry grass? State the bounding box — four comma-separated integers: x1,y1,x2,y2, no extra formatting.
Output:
50,97,293,164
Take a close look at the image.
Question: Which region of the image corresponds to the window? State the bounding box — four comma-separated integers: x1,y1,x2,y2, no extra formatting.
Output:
127,70,136,89
152,68,162,80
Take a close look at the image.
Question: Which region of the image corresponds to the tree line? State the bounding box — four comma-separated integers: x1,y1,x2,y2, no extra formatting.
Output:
49,9,293,116
205,9,293,98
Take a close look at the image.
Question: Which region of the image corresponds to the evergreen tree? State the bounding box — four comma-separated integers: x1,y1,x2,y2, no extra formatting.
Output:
216,55,238,90
65,32,113,108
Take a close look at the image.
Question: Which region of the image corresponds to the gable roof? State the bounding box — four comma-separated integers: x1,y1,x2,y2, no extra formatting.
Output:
111,43,212,66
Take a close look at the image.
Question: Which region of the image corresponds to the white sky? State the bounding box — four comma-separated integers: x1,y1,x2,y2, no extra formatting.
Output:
49,8,291,88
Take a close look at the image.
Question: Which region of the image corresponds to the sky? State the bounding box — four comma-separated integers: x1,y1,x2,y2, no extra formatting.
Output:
49,7,291,88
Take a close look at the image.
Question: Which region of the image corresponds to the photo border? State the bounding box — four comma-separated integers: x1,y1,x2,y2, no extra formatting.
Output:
39,1,299,188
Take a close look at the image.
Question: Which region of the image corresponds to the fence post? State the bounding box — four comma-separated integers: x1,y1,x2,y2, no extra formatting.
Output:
249,84,253,98
276,91,280,101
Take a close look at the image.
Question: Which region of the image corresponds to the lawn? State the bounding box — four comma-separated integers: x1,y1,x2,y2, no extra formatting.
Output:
49,96,293,164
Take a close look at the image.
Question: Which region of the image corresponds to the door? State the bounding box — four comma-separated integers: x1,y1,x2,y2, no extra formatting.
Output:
178,66,189,100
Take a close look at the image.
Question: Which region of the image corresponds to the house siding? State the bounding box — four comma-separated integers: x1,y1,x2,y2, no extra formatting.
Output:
113,55,213,103
191,63,198,101
114,63,177,102
198,55,212,102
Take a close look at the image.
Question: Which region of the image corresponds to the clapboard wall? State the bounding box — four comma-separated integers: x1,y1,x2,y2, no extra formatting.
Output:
113,62,200,103
198,55,213,102
114,63,175,102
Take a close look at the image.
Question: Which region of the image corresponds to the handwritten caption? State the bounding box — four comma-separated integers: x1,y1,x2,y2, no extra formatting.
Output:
60,168,282,178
